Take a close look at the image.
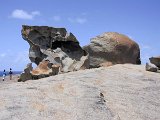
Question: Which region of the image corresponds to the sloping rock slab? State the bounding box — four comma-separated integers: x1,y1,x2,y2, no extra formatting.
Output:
0,64,160,120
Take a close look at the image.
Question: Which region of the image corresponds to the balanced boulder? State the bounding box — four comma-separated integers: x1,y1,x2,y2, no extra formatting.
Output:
20,25,89,81
83,32,141,68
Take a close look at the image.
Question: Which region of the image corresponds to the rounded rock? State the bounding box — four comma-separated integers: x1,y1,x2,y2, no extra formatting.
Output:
83,32,141,68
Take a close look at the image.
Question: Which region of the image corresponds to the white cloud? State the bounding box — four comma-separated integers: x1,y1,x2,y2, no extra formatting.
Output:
76,18,87,24
14,51,29,64
81,12,87,16
53,15,61,21
0,53,6,58
68,18,74,23
141,45,151,50
31,11,40,16
68,17,87,24
0,51,30,71
10,9,40,20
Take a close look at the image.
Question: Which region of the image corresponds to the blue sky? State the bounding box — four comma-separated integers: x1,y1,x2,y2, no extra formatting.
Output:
0,0,160,71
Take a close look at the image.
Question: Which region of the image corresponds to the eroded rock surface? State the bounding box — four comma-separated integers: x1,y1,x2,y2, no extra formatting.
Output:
1,64,160,120
18,63,33,82
20,25,89,81
31,61,60,79
83,32,141,68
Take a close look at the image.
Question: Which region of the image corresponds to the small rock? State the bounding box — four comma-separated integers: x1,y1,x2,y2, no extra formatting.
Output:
146,62,158,72
149,56,160,69
100,92,104,97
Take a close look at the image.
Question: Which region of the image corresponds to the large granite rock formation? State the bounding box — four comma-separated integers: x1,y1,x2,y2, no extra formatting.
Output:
20,25,89,81
1,64,160,120
83,32,141,68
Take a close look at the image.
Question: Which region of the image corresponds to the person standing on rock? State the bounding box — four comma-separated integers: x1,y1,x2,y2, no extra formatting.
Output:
9,68,13,80
2,69,6,81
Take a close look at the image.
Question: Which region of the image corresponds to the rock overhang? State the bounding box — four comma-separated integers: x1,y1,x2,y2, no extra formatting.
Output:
19,25,89,81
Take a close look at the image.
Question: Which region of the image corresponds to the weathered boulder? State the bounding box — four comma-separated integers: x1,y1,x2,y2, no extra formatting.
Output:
18,63,33,82
83,32,141,68
146,62,158,72
20,25,89,80
149,56,160,69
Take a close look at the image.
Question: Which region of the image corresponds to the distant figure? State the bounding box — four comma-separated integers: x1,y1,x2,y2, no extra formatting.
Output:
9,68,13,80
2,69,6,81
